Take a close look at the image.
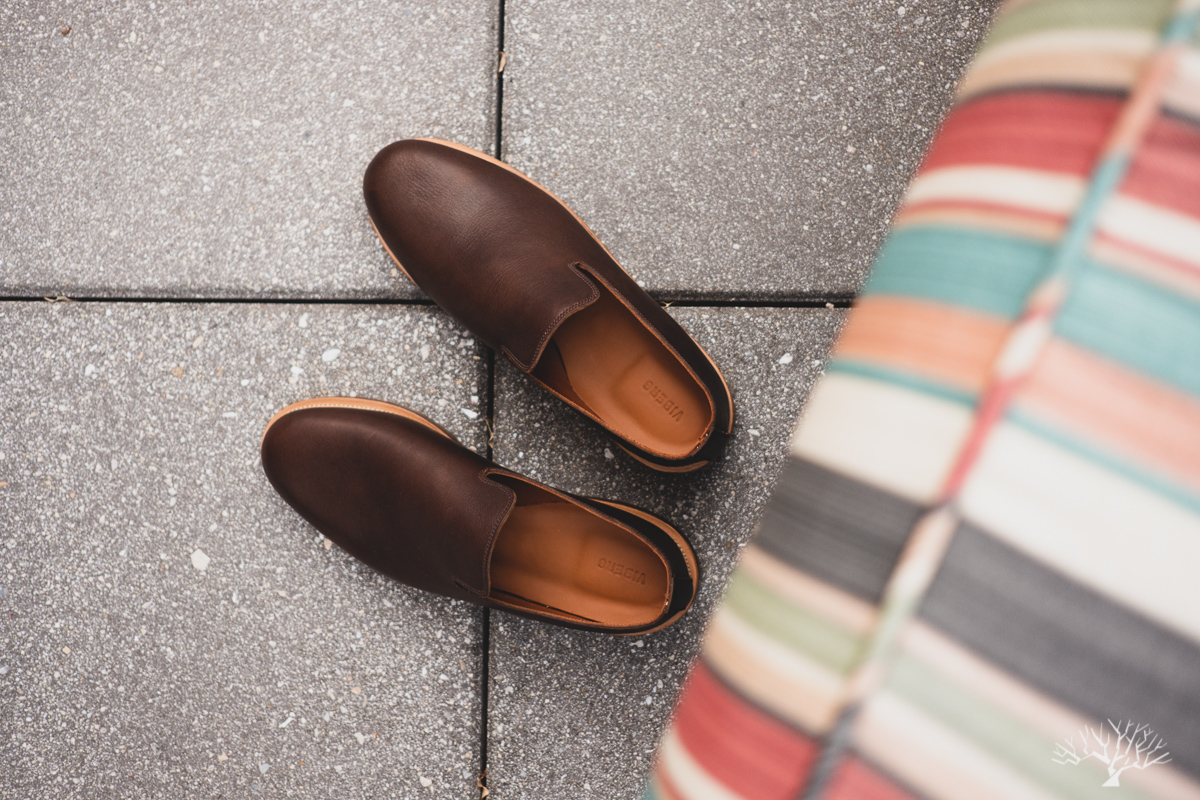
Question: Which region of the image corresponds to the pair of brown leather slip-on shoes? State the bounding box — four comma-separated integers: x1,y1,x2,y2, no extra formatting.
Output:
261,142,735,634
363,138,735,473
261,398,698,635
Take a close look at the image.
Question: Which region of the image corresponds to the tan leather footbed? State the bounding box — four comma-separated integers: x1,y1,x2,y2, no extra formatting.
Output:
534,278,712,459
489,478,669,627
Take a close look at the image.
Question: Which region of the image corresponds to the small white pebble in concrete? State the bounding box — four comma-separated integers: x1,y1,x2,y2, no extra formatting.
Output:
279,716,294,728
192,335,203,349
419,776,433,788
84,364,98,378
461,408,479,420
298,313,309,329
778,353,793,365
748,429,761,437
604,448,614,460
321,348,341,363
240,379,250,386
419,344,430,360
190,549,211,571
259,763,269,774
221,412,237,419
355,732,367,744
217,753,227,762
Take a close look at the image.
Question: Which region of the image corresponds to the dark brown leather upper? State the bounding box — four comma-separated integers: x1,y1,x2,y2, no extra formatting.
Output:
363,140,733,467
261,406,515,600
364,140,601,372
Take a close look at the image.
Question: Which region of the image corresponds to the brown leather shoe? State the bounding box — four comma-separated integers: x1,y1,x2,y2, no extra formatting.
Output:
363,139,734,472
260,397,699,634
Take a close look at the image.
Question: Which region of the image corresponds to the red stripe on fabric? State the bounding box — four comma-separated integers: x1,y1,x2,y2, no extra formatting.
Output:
671,660,817,800
823,756,919,800
918,91,1122,177
1121,114,1200,218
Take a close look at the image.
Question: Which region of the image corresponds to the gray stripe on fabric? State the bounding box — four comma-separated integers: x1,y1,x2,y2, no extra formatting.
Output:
921,524,1200,778
753,456,925,604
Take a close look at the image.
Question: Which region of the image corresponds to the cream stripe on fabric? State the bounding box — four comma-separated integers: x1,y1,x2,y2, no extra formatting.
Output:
1164,47,1200,117
790,373,972,504
1097,194,1200,269
958,30,1155,98
905,166,1085,219
657,729,748,800
704,608,844,734
738,547,877,636
960,422,1200,643
972,29,1158,71
855,691,1063,800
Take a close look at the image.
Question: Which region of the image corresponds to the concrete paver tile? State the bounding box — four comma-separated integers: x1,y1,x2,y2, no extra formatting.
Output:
0,301,488,798
0,1,497,299
501,0,998,298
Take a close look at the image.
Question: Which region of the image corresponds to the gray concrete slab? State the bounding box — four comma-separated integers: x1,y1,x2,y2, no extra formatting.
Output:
0,301,490,798
0,1,497,300
485,306,844,800
501,0,998,299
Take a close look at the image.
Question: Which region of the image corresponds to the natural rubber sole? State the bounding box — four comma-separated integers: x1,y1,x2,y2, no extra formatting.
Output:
261,396,457,448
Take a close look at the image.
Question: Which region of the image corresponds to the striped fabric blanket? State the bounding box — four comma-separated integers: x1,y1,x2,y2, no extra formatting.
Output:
647,1,1200,799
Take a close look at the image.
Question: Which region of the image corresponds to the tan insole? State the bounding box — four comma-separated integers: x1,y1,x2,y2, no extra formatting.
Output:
544,279,711,458
490,501,669,627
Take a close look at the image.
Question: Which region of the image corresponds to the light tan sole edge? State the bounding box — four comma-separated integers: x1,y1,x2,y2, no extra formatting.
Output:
592,498,699,636
410,137,736,435
261,397,457,448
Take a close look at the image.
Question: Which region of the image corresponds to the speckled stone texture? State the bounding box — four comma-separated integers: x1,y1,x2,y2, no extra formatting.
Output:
0,0,497,300
501,0,998,299
486,306,844,800
0,302,490,799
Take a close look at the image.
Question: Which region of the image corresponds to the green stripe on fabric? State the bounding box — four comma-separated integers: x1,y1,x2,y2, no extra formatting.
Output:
862,226,1048,319
723,571,864,675
1057,262,1200,398
1008,408,1200,515
983,0,1173,51
884,652,1160,800
827,360,978,408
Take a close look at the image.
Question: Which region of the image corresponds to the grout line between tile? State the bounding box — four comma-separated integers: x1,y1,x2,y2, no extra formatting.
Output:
479,0,507,793
0,294,855,308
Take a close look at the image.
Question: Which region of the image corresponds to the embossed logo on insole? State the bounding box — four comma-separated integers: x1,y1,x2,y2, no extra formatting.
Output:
642,380,684,422
597,558,647,585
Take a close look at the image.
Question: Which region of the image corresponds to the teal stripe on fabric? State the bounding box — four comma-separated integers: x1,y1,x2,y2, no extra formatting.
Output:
827,360,978,407
862,227,1050,319
1057,263,1200,398
1053,155,1130,282
1009,409,1200,515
